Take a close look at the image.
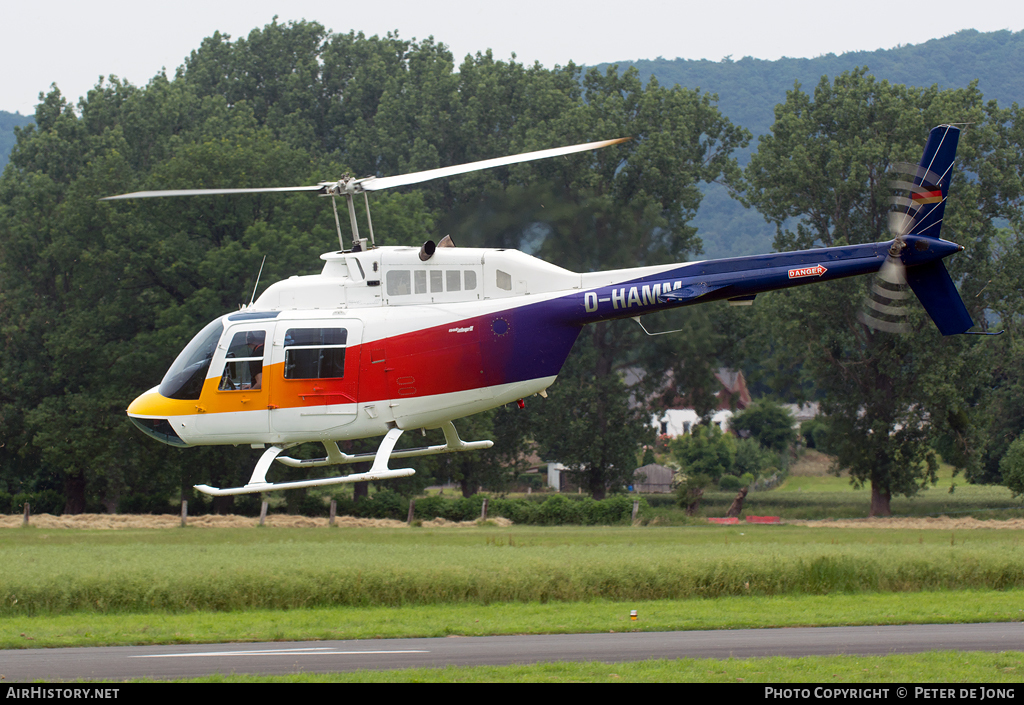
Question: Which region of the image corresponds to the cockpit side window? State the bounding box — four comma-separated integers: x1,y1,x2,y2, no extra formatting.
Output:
496,270,512,291
218,330,266,391
284,328,347,379
158,319,225,400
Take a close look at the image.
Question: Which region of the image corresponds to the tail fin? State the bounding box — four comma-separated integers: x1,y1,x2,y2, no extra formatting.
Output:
900,125,974,335
899,124,960,240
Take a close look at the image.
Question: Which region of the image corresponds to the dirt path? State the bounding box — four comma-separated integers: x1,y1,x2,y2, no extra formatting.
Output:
0,513,512,529
3,513,1023,530
787,516,1024,530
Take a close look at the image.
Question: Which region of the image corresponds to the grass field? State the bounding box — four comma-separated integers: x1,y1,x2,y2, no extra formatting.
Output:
164,651,1024,683
3,451,1023,682
680,451,1024,522
3,524,1024,615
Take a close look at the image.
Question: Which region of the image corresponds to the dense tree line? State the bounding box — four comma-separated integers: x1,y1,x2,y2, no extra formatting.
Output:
1,21,1022,515
0,20,745,512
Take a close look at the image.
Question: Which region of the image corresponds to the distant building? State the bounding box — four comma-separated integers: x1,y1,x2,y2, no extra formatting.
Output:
654,408,734,437
782,402,819,424
632,464,675,493
714,368,752,411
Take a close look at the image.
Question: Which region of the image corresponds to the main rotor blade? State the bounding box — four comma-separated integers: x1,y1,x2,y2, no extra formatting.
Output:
358,137,631,192
100,184,327,201
100,137,630,201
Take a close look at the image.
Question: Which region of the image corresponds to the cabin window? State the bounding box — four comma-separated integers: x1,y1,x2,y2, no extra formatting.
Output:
446,270,461,291
414,270,427,294
465,271,477,290
386,270,411,296
496,270,512,291
284,328,348,380
218,330,266,390
430,270,443,293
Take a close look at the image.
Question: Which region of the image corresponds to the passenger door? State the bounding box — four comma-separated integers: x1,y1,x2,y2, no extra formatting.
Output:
270,319,362,435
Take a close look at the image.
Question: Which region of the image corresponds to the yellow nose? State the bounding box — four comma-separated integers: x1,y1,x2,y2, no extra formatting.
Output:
127,387,195,447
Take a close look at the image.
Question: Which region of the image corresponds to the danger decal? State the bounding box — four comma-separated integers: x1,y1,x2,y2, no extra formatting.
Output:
788,264,827,279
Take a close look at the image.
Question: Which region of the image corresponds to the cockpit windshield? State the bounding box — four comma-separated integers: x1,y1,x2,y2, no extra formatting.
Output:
158,318,224,400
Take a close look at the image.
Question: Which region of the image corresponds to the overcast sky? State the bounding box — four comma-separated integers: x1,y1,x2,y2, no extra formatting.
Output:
3,0,1022,115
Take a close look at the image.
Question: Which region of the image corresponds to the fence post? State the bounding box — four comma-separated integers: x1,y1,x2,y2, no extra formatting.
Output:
259,500,268,526
632,499,639,523
407,499,415,525
480,497,488,521
22,502,29,527
181,500,188,527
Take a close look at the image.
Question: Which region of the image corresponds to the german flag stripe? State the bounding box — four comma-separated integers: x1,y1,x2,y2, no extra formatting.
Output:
912,189,943,203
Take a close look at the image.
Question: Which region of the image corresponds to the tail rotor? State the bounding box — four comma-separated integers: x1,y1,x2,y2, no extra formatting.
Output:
858,161,944,334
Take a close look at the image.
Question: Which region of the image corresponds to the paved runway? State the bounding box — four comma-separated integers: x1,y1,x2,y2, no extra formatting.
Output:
2,623,1022,681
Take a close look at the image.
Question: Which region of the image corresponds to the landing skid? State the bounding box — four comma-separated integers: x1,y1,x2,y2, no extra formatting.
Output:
193,421,492,497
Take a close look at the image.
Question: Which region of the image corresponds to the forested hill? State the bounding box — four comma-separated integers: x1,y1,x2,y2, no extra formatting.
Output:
596,29,1024,149
0,110,33,171
594,29,1024,258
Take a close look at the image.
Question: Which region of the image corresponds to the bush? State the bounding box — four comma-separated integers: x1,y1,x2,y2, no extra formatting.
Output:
297,493,328,517
801,417,831,453
718,475,743,491
583,495,639,524
232,493,263,517
119,493,176,514
11,490,65,515
516,473,544,490
999,434,1024,498
730,400,797,453
676,473,712,513
363,490,406,519
734,437,779,477
412,495,449,520
670,425,736,480
489,497,538,524
536,494,582,525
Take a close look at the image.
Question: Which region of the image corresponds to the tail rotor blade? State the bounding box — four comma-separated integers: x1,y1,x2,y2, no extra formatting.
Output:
859,256,910,334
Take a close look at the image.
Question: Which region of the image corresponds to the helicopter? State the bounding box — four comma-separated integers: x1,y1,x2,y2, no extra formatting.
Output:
110,126,979,497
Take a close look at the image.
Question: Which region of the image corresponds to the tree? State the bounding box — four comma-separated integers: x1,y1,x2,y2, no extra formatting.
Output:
966,103,1024,485
742,69,1000,515
729,399,796,454
999,433,1024,499
532,334,653,500
670,423,736,482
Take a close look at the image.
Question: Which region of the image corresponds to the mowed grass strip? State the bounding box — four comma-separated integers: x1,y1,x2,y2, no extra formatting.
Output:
2,526,1024,615
168,651,1024,683
3,590,1023,649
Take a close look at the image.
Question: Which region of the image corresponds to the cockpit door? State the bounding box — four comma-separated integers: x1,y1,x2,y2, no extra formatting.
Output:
196,324,272,437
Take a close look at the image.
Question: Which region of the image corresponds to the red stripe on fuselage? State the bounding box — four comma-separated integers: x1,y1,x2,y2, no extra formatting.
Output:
263,311,517,412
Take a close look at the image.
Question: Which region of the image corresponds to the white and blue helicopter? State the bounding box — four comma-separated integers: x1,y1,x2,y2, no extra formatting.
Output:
108,126,978,496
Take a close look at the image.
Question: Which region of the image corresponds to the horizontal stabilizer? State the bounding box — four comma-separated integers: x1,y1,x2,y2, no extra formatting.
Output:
905,260,974,335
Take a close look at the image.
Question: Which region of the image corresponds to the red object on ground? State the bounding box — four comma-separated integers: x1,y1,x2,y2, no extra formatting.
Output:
745,515,782,524
707,517,740,524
